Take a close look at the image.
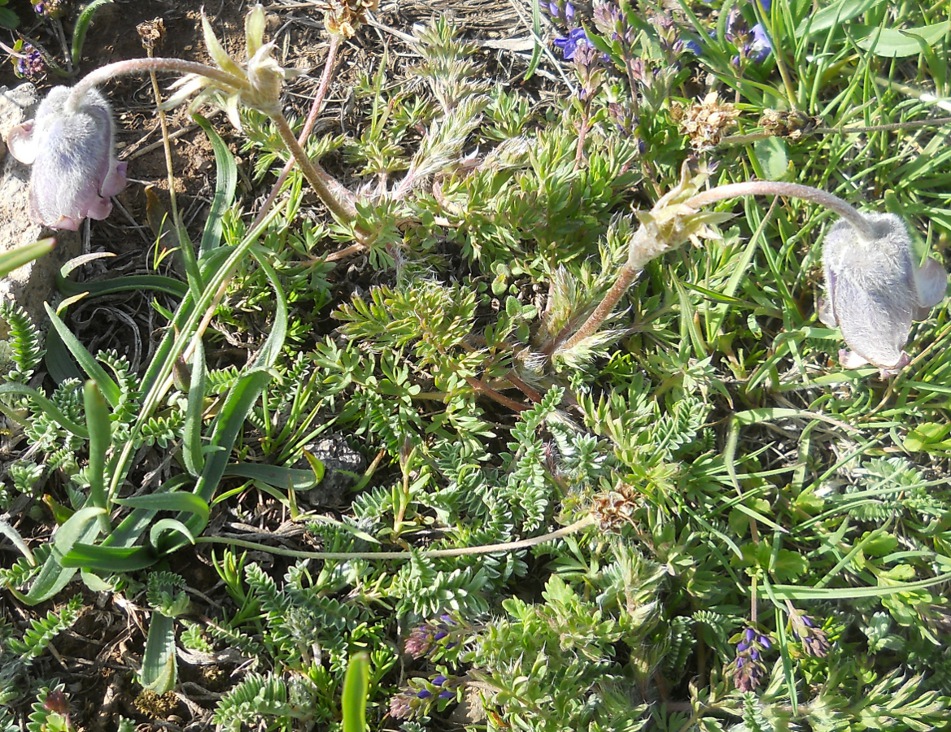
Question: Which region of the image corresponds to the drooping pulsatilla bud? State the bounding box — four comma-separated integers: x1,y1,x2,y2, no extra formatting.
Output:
6,86,127,231
820,212,947,371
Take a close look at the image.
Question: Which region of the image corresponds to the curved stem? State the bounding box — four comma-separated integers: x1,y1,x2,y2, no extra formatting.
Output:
270,110,358,223
556,254,641,356
685,181,874,239
196,515,595,560
251,34,342,231
68,57,246,111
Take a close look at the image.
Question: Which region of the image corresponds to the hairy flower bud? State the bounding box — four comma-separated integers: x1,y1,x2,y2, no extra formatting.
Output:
6,86,127,231
820,212,947,371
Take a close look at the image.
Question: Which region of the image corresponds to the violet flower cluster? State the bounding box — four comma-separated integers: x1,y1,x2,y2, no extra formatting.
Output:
403,613,464,659
15,44,45,79
389,673,460,720
789,613,831,658
731,627,771,692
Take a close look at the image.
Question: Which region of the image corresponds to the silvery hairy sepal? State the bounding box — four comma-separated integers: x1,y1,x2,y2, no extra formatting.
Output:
820,212,947,372
7,86,127,231
162,4,294,129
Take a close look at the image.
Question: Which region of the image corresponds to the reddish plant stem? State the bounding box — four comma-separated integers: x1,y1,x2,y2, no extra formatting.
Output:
251,34,342,231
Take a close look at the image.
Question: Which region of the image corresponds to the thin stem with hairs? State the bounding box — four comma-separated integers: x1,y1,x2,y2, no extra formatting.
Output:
250,34,343,230
196,515,595,560
67,56,358,225
556,180,875,358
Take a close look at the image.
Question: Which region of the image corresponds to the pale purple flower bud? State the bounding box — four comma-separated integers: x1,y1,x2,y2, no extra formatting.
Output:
748,23,773,62
7,86,127,231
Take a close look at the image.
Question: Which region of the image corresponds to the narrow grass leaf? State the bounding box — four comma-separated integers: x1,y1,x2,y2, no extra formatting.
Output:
45,304,120,407
83,381,112,532
194,113,237,257
60,544,157,571
70,0,113,65
0,384,88,438
149,518,197,551
224,463,323,492
0,238,54,277
113,493,210,526
140,613,177,693
183,339,208,477
342,652,370,732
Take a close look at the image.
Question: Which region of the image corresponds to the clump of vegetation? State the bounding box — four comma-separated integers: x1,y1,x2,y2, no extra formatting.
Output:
1,0,950,729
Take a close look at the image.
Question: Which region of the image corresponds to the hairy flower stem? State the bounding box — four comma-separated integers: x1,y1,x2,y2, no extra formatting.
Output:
251,34,342,231
270,111,358,222
684,181,875,238
68,57,243,110
67,56,358,225
557,180,874,357
196,515,595,560
556,253,641,355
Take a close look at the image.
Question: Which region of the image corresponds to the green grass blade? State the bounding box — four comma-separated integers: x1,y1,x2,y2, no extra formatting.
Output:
342,652,370,732
193,369,273,507
194,113,238,257
45,304,120,407
57,273,188,299
70,0,113,65
149,518,197,551
140,613,177,693
183,339,208,477
113,493,210,526
23,509,103,604
0,238,54,277
60,544,157,572
224,462,324,492
83,381,112,532
248,247,288,369
0,384,88,438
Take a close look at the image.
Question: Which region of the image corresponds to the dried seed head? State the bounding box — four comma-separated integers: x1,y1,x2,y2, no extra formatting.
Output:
321,0,380,39
137,18,166,53
671,92,739,151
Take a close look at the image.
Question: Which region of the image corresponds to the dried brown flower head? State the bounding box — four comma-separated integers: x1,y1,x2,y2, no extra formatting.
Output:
592,483,642,532
671,92,739,151
319,0,380,39
760,109,821,140
137,18,166,53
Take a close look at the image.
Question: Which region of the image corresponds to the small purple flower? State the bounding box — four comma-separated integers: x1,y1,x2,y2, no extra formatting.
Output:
403,614,463,659
788,612,831,658
7,86,127,231
554,27,593,60
15,45,45,79
748,23,773,62
546,0,576,25
388,692,416,720
731,626,772,692
758,0,772,10
682,37,703,55
416,689,433,700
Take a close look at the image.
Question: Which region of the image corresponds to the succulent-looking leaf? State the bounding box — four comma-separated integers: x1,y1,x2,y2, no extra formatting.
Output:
821,212,947,370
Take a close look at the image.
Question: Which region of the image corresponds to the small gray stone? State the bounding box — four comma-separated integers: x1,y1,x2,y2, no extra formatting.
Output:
297,434,366,506
0,83,81,328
